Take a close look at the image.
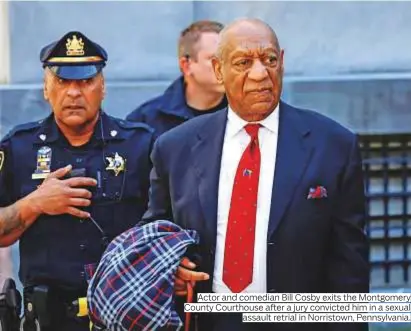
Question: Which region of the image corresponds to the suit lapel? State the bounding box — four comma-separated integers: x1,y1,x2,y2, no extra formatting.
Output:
267,102,313,239
192,109,228,248
190,104,312,243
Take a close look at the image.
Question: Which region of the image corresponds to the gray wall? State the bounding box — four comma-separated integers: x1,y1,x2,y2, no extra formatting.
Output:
9,1,411,83
9,1,193,83
2,1,411,135
196,1,411,76
2,1,411,292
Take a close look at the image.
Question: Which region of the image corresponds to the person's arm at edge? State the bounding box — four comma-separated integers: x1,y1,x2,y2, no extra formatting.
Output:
0,165,96,247
0,196,43,247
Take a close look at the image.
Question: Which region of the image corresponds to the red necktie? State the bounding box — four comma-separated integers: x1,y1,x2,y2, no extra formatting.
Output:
223,123,261,293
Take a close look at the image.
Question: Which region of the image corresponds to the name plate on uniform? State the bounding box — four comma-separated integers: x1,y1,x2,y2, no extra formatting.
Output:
32,146,52,180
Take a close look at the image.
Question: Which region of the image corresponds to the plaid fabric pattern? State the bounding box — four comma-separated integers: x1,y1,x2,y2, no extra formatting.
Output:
87,220,199,331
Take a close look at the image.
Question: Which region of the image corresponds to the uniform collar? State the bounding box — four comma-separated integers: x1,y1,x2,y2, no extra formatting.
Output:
33,110,125,145
158,76,193,119
159,76,228,119
94,111,127,142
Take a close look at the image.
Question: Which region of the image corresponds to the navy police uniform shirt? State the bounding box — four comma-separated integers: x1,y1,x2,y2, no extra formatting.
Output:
0,111,153,291
126,76,227,138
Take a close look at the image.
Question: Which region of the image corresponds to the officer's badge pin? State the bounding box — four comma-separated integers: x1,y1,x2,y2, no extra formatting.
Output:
39,134,46,141
105,152,125,176
66,34,85,56
32,146,52,179
110,130,117,137
0,151,4,172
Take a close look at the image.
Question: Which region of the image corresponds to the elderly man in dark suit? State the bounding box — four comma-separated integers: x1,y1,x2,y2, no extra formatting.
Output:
144,18,369,331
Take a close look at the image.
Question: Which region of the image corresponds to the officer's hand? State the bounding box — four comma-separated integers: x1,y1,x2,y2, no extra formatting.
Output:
175,257,209,296
31,165,97,219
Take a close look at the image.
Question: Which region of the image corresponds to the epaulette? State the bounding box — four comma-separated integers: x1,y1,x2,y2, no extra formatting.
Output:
111,116,154,133
2,120,43,141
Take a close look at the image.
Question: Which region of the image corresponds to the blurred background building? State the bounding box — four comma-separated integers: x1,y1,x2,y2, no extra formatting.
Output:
0,2,410,327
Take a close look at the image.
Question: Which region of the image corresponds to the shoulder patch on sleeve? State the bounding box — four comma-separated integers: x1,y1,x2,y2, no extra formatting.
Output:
2,121,42,141
116,118,153,133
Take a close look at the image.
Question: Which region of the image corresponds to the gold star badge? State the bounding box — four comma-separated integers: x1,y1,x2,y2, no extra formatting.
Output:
105,152,125,176
0,151,4,172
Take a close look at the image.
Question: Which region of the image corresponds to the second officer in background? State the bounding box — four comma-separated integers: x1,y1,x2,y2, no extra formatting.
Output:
127,20,227,137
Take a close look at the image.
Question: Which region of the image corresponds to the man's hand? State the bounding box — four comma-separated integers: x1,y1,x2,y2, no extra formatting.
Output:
175,257,209,296
27,165,97,219
0,165,97,246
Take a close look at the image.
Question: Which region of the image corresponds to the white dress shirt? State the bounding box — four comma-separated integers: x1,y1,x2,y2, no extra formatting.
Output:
213,104,280,293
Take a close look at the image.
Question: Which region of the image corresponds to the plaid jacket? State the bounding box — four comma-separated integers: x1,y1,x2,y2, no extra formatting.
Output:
87,220,199,331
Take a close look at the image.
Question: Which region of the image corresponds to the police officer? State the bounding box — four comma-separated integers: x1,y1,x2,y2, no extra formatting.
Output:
0,31,153,331
126,20,227,137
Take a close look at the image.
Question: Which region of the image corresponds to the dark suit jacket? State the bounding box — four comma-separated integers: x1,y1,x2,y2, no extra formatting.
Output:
144,101,369,331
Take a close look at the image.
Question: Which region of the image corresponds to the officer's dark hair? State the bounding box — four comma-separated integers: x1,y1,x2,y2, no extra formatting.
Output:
178,20,224,61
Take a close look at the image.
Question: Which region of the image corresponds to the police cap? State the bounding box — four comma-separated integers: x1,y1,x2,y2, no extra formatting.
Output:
40,31,107,80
